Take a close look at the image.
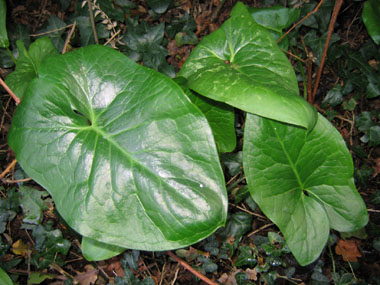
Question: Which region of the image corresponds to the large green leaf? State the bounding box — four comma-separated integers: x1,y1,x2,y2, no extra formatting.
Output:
0,0,9,48
0,267,12,285
243,113,368,265
362,0,380,45
8,45,227,251
185,91,236,153
178,2,317,130
82,237,125,261
5,37,58,99
175,77,236,153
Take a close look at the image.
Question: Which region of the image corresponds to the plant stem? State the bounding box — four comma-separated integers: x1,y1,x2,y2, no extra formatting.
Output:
277,0,325,43
311,0,344,103
0,159,17,179
167,251,218,285
86,0,99,44
0,77,20,105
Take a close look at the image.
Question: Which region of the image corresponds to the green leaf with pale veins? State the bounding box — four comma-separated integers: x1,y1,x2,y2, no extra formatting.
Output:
8,45,227,252
178,2,317,130
18,186,52,225
82,237,125,261
5,37,58,100
243,113,368,265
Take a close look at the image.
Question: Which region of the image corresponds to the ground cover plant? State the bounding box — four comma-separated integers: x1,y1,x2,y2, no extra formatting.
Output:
1,0,380,284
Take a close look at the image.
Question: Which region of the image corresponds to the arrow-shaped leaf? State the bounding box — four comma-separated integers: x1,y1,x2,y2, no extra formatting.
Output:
8,45,227,251
243,113,368,265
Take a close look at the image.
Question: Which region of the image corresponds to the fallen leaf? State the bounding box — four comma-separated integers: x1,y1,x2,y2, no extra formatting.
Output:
12,239,29,257
372,157,380,178
74,264,98,285
245,268,257,281
107,261,124,277
226,235,235,245
335,239,362,262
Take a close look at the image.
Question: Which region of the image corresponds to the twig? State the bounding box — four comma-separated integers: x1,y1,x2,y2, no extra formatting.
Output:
211,0,225,23
63,21,77,54
171,265,180,285
159,262,166,285
311,0,344,103
0,159,17,180
247,223,274,237
0,77,20,105
167,251,218,285
229,203,268,220
103,29,120,46
30,24,74,37
2,178,32,184
86,0,99,44
278,0,325,43
368,209,380,213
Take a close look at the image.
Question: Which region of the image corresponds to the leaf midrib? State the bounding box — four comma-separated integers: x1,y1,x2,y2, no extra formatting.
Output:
270,121,304,192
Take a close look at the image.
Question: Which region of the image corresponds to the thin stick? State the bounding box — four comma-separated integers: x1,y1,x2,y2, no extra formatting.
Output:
103,29,121,46
311,0,344,103
247,223,274,237
368,209,380,213
63,21,77,54
0,77,20,105
278,0,325,43
86,0,99,44
30,24,74,37
167,251,218,285
0,159,17,179
2,178,32,184
171,265,180,285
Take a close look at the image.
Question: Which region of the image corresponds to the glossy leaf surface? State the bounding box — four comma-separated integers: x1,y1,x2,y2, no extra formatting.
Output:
362,0,380,45
175,77,236,153
5,37,58,99
179,2,316,130
8,45,227,251
243,113,368,265
0,0,9,48
82,237,125,261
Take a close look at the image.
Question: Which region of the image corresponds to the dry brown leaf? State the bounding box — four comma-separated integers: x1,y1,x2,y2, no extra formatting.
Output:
74,264,98,285
335,239,362,262
226,235,235,245
12,239,29,257
107,261,124,277
372,157,380,178
245,268,257,281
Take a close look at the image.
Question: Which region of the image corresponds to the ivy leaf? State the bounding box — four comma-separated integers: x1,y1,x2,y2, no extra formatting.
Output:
243,113,368,265
82,237,126,261
248,6,300,49
321,85,343,108
5,37,58,100
146,0,173,14
37,15,66,51
0,188,19,234
362,0,380,45
18,186,52,225
8,45,227,252
179,2,316,130
356,111,374,132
